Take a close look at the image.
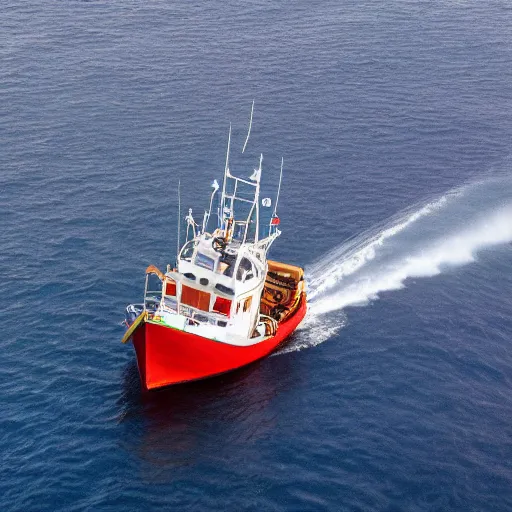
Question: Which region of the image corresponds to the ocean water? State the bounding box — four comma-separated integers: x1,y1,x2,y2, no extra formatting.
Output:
2,1,512,510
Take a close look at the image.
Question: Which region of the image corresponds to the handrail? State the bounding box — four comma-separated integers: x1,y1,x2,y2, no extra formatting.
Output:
121,311,147,344
169,304,228,326
145,265,165,281
144,265,165,312
259,314,278,336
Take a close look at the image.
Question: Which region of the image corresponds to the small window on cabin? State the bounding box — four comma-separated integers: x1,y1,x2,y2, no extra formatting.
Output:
219,254,236,277
180,241,196,261
213,296,232,316
215,283,234,296
181,285,210,312
195,252,215,271
165,279,176,296
194,313,209,324
163,296,178,311
243,296,252,312
236,257,254,282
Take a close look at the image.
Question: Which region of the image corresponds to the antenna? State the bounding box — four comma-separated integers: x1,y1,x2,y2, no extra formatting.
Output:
176,178,181,263
224,123,231,175
220,124,231,229
242,100,254,154
255,153,262,242
205,179,219,231
201,210,208,234
273,157,284,217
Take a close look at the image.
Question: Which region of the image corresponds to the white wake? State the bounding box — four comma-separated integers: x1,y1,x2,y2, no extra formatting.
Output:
280,176,512,353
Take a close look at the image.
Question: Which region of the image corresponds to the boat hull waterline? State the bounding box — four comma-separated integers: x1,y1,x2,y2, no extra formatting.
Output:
122,109,307,391
131,294,307,390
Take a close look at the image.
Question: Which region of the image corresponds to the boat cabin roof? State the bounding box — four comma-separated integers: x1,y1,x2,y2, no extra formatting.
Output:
174,233,262,298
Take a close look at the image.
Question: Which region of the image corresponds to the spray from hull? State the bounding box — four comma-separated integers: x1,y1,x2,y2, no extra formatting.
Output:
280,175,512,353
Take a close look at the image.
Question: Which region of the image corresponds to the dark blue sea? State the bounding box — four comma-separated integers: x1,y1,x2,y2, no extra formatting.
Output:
2,1,512,510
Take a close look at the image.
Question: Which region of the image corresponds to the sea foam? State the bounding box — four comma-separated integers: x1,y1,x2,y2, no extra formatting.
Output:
281,176,512,352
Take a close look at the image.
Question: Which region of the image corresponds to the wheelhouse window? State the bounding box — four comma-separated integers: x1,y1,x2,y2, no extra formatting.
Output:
179,241,196,261
218,253,236,277
236,257,254,282
195,252,215,271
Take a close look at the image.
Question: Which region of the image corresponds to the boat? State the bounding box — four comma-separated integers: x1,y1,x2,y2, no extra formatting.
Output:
121,108,307,391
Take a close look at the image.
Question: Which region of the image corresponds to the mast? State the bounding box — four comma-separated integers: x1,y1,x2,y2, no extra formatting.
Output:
220,123,232,232
255,153,262,243
176,178,181,262
242,153,262,244
218,112,262,244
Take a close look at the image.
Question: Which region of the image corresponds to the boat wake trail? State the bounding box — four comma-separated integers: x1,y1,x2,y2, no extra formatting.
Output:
279,175,512,354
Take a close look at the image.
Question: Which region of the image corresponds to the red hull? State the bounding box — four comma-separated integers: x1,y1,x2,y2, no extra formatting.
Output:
131,295,307,390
